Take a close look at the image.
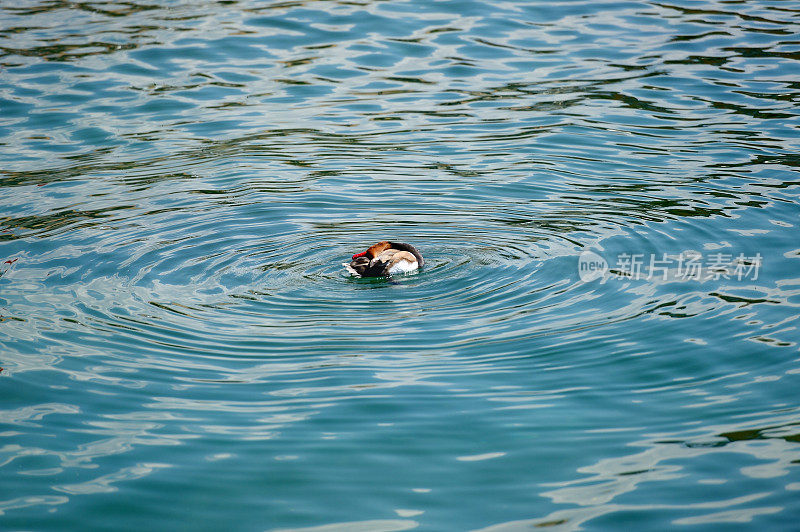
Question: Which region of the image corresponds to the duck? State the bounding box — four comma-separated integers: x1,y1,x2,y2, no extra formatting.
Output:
344,241,424,277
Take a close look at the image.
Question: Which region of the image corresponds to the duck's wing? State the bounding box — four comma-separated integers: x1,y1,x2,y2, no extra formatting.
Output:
387,242,424,268
385,251,418,274
367,249,418,276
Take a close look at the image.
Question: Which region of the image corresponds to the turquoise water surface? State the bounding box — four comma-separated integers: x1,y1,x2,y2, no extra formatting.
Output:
1,0,799,530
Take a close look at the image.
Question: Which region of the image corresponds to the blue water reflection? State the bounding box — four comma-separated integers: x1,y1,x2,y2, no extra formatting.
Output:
1,0,799,529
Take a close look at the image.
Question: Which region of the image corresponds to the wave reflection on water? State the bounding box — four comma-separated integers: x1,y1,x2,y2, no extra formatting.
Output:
1,0,800,529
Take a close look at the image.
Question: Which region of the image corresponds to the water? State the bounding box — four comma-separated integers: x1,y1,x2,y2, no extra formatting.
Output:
1,0,799,529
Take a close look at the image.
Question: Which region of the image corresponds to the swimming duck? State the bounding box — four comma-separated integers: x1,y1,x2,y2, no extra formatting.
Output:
344,241,424,277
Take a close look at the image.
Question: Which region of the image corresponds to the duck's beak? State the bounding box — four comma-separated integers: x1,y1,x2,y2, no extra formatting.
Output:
352,251,367,260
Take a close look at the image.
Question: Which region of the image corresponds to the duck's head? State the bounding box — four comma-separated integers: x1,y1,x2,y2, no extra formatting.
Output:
351,241,391,261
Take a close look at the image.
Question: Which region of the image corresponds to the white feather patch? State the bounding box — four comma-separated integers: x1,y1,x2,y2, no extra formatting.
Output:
388,259,418,275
